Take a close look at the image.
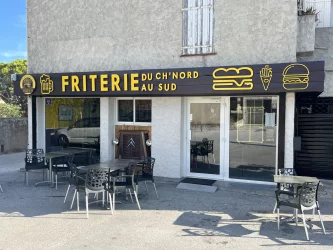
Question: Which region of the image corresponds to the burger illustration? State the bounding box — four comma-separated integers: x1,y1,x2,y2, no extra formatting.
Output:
283,63,309,90
212,67,254,91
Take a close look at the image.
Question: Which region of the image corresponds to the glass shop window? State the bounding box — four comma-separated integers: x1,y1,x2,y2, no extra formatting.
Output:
117,99,152,123
44,98,100,157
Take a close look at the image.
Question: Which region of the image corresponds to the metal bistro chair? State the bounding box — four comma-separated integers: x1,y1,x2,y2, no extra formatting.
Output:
201,138,215,164
70,167,108,218
73,149,94,167
276,181,326,241
273,168,297,213
25,149,48,186
105,162,141,214
64,154,100,205
51,154,74,190
136,157,158,199
64,161,85,205
84,168,109,218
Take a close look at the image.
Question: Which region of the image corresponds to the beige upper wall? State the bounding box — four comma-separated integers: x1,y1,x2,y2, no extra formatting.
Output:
297,27,333,97
27,0,297,74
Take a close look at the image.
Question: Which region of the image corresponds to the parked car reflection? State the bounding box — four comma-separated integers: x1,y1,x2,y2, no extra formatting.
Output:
55,117,100,147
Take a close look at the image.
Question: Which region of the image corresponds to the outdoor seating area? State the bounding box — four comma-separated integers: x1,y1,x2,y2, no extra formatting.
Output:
22,147,158,218
273,168,327,240
0,152,332,248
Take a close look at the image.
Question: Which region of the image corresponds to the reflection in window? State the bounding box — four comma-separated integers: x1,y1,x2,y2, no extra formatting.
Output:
135,100,151,123
118,99,152,123
118,100,133,122
229,97,278,182
45,98,100,157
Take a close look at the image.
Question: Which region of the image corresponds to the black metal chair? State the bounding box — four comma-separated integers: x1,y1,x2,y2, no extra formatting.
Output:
276,181,326,240
64,153,100,205
47,146,63,153
51,154,74,190
201,138,215,164
105,162,141,214
135,157,158,199
273,168,297,213
73,149,93,166
64,161,85,204
25,149,48,186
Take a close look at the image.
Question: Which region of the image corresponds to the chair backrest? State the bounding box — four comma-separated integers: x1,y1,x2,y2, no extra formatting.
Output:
85,168,108,191
125,162,139,176
53,154,74,166
299,182,319,208
73,150,92,166
201,139,213,154
89,150,99,165
278,168,297,190
278,168,296,176
25,149,44,166
48,146,63,152
142,157,155,176
67,161,78,185
207,140,213,153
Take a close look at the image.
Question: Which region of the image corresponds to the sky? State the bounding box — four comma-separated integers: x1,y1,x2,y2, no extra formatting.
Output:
0,0,27,63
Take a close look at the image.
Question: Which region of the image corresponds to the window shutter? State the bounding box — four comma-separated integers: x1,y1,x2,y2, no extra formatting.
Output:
182,0,214,55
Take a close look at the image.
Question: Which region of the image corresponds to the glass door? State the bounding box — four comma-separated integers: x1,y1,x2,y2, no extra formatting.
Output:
228,96,278,182
187,98,226,178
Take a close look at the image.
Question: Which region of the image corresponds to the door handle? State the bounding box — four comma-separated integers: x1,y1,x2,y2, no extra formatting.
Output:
188,130,192,141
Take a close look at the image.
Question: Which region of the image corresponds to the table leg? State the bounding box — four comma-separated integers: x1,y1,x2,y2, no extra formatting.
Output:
49,158,53,187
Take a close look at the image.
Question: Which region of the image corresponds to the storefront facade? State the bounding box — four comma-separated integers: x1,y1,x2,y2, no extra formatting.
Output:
14,62,325,183
16,0,326,183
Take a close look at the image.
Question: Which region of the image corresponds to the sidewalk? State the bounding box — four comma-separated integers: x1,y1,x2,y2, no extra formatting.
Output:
0,152,332,249
0,152,25,174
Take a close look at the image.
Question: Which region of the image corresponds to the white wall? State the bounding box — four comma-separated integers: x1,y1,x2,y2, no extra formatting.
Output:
284,93,295,169
27,96,33,149
100,97,116,162
152,97,182,178
36,97,45,151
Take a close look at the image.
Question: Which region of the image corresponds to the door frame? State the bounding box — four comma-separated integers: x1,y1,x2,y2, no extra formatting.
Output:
185,97,229,180
185,95,279,184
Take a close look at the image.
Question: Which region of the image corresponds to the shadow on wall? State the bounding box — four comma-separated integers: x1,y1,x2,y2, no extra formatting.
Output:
0,118,28,154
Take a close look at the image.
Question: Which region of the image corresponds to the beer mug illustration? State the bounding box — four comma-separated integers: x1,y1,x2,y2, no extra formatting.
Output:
40,74,54,94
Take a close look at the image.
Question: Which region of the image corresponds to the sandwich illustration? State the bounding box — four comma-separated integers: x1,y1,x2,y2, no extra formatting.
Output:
212,67,254,91
283,63,309,90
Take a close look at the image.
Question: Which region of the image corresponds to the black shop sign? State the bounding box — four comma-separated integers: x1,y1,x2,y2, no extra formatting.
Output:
14,61,325,97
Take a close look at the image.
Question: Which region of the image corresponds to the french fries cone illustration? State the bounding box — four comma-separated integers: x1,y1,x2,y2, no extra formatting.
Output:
260,65,272,91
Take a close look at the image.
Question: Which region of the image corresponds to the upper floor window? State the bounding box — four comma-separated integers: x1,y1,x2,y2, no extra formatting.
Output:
182,0,214,55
